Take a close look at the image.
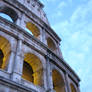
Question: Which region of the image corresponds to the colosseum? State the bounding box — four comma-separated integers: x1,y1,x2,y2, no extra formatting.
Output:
0,0,80,92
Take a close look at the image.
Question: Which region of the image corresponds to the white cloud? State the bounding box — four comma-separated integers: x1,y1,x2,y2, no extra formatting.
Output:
70,0,92,24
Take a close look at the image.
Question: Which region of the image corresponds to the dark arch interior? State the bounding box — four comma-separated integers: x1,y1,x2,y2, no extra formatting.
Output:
22,53,43,86
22,61,34,83
0,13,13,22
52,70,65,92
47,37,56,51
26,22,40,38
0,49,4,68
70,84,76,92
0,36,11,70
0,6,18,22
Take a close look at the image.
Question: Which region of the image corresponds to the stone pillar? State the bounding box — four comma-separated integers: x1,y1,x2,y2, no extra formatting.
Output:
16,17,21,25
77,84,80,92
65,73,71,92
7,38,16,74
43,67,48,90
7,50,15,74
57,43,63,58
12,36,24,82
38,27,43,42
20,13,25,29
41,28,47,44
45,55,54,92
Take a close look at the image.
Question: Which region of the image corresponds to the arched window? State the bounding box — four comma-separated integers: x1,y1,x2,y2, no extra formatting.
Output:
22,61,34,82
47,37,56,51
52,70,65,92
0,6,18,22
25,22,40,38
0,36,11,70
70,84,76,92
22,53,43,86
0,13,13,22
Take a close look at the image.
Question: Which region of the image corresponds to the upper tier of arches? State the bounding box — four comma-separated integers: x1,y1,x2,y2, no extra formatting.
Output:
0,1,61,56
0,5,18,22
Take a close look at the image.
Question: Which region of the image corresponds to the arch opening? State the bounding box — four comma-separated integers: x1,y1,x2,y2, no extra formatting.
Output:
0,6,18,22
0,13,13,22
0,49,4,68
70,84,76,92
26,22,40,38
0,36,11,70
22,53,43,86
52,70,65,92
22,61,34,83
47,37,56,51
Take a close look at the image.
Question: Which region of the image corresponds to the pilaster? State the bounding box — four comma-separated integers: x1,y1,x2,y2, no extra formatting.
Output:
45,55,54,92
77,84,80,92
7,50,15,74
41,28,47,44
65,73,71,92
16,16,21,26
11,36,24,82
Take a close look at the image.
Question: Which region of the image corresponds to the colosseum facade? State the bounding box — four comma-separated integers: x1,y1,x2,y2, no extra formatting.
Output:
0,0,80,92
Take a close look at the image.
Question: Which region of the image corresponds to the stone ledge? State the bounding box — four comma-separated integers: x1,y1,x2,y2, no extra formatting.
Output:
0,76,37,92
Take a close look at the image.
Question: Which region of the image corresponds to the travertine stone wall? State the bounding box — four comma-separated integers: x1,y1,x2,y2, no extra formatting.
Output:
0,0,80,92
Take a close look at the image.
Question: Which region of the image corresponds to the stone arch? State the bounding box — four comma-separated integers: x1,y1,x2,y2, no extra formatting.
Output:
26,22,40,38
70,83,77,92
22,53,43,86
47,37,56,51
52,69,65,92
0,5,18,22
0,35,11,70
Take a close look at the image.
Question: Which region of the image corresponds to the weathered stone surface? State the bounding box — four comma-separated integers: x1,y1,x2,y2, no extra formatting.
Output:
0,0,80,92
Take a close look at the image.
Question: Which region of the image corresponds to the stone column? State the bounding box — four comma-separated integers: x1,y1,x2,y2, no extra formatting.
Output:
7,38,16,74
45,55,55,92
43,67,48,90
41,28,47,44
12,36,24,82
65,73,71,92
38,27,43,42
77,84,80,92
16,17,21,25
7,50,15,74
19,13,25,29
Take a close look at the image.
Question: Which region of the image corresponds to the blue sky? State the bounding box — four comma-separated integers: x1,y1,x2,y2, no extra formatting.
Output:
40,0,92,92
